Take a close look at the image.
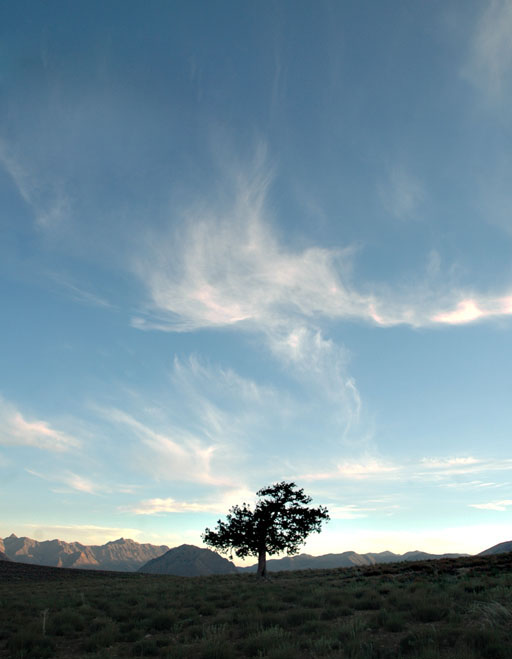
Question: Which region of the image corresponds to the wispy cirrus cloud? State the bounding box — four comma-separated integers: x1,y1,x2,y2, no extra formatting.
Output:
418,456,512,478
295,454,512,484
0,139,70,229
26,468,100,494
25,468,136,496
48,273,112,309
0,396,79,452
463,0,512,102
268,327,362,437
378,165,425,221
132,165,370,334
97,406,223,486
299,458,399,482
94,352,366,492
131,152,512,335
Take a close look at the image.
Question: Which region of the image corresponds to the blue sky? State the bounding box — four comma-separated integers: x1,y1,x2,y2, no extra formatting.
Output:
1,0,512,560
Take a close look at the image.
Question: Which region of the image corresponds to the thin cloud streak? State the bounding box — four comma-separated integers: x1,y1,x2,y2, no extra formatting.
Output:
0,396,79,452
25,468,137,495
48,274,113,309
129,487,255,516
295,454,512,483
26,468,100,494
95,406,234,487
0,139,70,229
469,499,512,511
463,0,512,102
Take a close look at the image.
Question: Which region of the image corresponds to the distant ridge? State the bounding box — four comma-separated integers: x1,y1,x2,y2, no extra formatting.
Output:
238,549,467,572
139,544,237,577
3,532,509,573
1,534,168,571
478,540,512,556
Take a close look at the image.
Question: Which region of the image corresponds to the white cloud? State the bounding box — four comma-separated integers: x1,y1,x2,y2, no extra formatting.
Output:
296,454,512,485
418,456,512,477
132,172,372,334
469,499,512,511
131,154,512,334
0,396,79,452
130,487,256,516
443,480,503,490
328,504,376,519
463,0,512,102
432,295,512,325
420,456,480,469
299,458,399,482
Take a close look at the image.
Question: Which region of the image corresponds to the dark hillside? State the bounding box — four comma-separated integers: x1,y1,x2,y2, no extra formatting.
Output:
479,540,512,556
2,552,512,658
139,543,237,576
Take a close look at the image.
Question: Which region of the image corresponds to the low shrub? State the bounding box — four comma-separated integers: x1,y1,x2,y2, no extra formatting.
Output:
8,629,56,659
48,607,85,635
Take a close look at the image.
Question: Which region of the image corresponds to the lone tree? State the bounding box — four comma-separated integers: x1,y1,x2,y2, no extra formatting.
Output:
202,481,329,578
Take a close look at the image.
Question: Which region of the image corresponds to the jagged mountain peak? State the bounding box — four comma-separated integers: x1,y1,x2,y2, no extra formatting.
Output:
1,534,169,571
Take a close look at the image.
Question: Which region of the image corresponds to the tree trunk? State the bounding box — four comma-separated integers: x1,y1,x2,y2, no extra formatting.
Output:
256,546,267,578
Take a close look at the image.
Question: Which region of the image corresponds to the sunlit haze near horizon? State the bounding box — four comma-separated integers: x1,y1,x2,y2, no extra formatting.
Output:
2,1,512,564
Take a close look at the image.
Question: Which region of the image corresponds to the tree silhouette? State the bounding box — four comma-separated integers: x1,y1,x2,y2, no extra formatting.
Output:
202,481,329,577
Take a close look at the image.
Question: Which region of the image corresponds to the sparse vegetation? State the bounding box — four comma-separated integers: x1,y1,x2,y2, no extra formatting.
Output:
1,551,512,658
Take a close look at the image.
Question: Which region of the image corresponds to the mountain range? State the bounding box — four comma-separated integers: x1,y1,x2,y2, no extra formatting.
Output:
0,534,168,571
1,533,511,576
238,549,467,572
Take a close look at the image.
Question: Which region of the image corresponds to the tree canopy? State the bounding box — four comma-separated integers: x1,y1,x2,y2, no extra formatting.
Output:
202,481,329,577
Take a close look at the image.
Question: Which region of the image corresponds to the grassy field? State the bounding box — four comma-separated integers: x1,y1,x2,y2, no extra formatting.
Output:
1,552,512,659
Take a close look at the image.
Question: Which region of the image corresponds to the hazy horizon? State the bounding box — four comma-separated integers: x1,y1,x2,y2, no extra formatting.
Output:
2,527,506,568
2,1,512,559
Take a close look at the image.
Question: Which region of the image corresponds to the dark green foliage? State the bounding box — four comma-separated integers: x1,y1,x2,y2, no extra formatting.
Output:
202,481,329,577
131,638,159,656
7,629,55,658
149,612,176,632
47,607,85,635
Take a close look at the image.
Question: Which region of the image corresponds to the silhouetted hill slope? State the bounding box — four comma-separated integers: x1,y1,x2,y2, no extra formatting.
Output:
239,549,466,572
139,544,238,576
479,540,512,556
2,534,168,571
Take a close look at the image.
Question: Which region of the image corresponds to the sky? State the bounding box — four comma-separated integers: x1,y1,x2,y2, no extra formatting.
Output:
1,0,512,563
